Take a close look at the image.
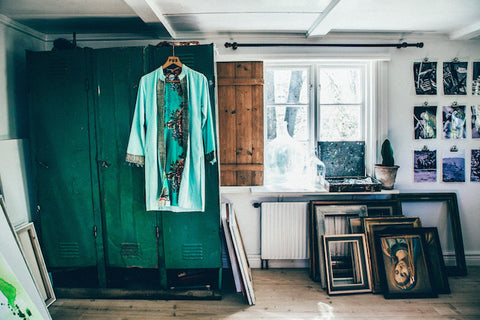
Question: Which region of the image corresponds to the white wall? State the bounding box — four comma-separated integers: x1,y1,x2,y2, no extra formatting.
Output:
0,17,45,140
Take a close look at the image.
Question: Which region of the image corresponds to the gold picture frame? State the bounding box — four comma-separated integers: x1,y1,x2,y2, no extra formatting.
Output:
363,217,422,292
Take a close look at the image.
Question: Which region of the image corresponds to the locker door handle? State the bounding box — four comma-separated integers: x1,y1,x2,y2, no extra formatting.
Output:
98,160,111,168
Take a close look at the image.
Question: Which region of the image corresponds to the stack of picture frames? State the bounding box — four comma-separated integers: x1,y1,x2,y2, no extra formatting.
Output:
221,203,255,305
309,194,464,299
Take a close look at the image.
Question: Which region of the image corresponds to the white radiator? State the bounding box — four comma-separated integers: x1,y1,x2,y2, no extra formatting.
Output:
261,202,309,260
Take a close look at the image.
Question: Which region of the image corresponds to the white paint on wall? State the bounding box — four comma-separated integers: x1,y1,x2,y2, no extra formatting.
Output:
0,19,45,140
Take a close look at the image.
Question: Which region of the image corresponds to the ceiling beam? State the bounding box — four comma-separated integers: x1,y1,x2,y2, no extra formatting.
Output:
449,21,480,40
306,0,340,38
123,0,177,38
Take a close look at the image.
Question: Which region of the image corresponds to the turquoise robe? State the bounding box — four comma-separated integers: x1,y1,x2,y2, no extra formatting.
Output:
126,65,216,212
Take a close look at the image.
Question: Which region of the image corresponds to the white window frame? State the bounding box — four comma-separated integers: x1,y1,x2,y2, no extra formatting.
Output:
264,59,383,179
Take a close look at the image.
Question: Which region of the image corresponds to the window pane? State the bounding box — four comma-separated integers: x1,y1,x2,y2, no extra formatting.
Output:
319,68,362,104
319,105,362,141
265,68,309,104
266,105,309,141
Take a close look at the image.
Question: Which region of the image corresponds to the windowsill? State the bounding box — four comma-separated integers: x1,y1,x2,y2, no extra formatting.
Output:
220,185,400,195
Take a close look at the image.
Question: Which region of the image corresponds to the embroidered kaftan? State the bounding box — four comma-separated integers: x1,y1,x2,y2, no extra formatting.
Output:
126,65,216,212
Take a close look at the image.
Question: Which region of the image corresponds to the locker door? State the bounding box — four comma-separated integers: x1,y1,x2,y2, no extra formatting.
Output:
27,49,100,270
94,47,161,272
147,44,221,269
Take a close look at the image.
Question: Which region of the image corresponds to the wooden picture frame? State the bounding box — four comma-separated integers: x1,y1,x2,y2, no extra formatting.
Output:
313,204,368,288
226,203,255,305
375,230,437,299
323,234,372,295
382,227,450,294
15,222,56,307
396,192,466,276
363,217,422,292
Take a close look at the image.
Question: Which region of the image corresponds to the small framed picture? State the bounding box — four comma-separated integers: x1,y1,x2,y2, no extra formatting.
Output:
375,230,437,299
323,234,372,295
15,222,56,306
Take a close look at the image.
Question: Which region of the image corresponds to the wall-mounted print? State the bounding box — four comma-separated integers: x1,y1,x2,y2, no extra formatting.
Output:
472,105,480,139
414,106,436,139
414,61,437,95
414,150,437,183
443,61,467,95
375,231,437,299
442,148,465,182
471,150,480,182
443,105,466,139
473,62,480,95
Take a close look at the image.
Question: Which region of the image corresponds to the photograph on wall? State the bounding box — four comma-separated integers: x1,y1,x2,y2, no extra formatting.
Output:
443,61,467,95
473,62,480,95
442,148,465,182
414,150,437,182
443,105,466,139
413,61,437,95
472,105,480,139
472,150,480,182
414,106,436,139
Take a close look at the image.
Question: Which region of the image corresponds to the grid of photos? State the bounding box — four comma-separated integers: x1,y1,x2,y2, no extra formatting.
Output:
412,59,479,184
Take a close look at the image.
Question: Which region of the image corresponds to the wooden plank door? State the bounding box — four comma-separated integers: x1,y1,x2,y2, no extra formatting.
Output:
217,62,264,186
94,47,160,276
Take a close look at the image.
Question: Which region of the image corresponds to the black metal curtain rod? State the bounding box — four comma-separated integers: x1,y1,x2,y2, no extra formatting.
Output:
224,41,424,50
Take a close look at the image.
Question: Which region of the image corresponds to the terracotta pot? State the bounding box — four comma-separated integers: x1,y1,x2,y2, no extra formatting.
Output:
374,165,400,190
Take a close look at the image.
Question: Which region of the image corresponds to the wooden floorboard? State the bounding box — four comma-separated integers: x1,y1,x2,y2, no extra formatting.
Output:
48,267,480,319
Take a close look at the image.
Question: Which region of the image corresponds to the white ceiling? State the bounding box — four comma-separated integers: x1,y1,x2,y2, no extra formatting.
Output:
0,0,479,41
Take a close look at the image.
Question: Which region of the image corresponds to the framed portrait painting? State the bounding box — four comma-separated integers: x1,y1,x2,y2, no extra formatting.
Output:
375,231,437,299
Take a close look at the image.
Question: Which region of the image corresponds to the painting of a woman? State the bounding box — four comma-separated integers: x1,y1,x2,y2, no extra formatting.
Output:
378,234,436,298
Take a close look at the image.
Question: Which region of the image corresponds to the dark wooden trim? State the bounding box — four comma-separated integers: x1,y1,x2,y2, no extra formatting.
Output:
396,192,467,276
55,287,221,300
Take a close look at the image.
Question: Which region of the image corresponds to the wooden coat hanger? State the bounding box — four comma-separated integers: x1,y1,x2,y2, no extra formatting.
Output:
162,45,183,70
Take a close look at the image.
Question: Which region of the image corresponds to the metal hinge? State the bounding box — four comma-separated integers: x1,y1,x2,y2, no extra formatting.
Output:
155,226,160,239
93,225,98,238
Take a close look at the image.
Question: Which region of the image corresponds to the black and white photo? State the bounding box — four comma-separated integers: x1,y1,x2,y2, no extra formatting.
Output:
414,150,437,183
471,150,480,182
442,148,465,182
414,106,436,139
414,62,437,95
473,62,480,95
443,105,466,139
443,61,467,95
472,105,480,139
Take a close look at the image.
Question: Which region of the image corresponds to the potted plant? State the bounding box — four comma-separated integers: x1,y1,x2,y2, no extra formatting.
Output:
374,139,400,189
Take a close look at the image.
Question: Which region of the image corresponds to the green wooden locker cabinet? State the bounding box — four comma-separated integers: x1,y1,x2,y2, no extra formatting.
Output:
27,44,221,289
